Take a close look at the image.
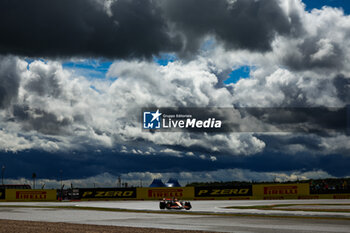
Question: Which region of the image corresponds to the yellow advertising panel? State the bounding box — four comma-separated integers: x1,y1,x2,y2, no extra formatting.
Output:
193,185,252,200
252,183,309,199
137,187,194,200
318,194,350,199
6,189,56,201
0,189,5,201
79,188,137,200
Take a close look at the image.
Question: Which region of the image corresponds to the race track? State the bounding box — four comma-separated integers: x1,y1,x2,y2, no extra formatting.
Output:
0,200,350,232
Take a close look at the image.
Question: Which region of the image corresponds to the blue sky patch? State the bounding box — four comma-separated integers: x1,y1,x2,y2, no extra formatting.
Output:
89,85,102,94
303,0,350,14
24,58,35,69
224,66,251,85
153,53,177,66
62,59,113,79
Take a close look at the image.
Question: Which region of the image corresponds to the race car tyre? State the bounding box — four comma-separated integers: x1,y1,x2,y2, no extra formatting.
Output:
159,202,166,209
184,202,192,210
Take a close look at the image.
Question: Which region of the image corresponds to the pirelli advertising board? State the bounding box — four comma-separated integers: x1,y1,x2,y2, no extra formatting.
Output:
79,188,136,199
252,183,309,199
5,189,57,201
137,187,194,200
0,188,5,200
194,185,252,198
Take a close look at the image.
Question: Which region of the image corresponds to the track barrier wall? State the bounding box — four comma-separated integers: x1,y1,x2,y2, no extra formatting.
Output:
5,189,57,201
0,183,349,201
0,189,5,200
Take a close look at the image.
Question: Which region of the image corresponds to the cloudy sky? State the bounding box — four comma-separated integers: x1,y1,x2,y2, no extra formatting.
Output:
0,0,350,188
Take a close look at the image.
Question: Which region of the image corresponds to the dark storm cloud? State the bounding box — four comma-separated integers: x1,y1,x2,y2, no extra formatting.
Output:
13,105,72,135
236,107,348,134
0,0,180,58
0,150,218,179
1,149,349,179
283,37,344,71
0,56,21,108
24,69,62,98
333,74,350,103
256,134,324,152
0,0,299,58
161,0,299,54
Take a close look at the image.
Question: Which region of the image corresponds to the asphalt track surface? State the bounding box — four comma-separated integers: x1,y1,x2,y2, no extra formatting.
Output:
0,200,350,232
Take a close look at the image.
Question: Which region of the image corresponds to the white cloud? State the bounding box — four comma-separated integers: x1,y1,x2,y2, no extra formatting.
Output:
0,0,349,165
160,148,182,157
310,38,335,62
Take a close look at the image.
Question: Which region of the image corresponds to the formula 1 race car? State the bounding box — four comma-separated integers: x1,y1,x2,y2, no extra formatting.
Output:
159,199,192,210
